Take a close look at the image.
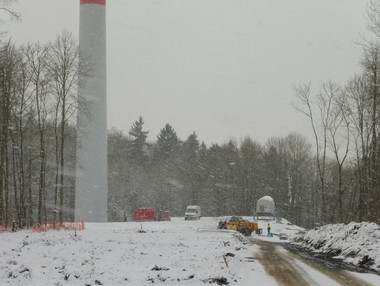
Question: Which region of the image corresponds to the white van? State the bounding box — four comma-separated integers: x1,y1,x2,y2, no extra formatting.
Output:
184,205,201,220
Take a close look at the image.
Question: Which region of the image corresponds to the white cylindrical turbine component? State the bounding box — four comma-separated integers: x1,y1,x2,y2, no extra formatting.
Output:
75,0,108,222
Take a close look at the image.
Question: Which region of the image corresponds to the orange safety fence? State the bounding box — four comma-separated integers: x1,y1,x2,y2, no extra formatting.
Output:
31,220,85,232
0,221,85,234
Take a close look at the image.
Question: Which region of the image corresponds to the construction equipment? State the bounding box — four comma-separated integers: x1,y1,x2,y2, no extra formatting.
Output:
267,232,288,240
218,216,258,236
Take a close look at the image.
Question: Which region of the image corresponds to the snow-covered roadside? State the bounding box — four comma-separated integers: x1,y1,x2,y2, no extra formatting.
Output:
0,217,277,286
255,218,305,242
291,222,380,273
252,217,380,275
251,218,380,285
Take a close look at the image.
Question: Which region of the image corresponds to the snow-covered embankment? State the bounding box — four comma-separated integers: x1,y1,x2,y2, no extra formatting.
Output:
292,222,380,273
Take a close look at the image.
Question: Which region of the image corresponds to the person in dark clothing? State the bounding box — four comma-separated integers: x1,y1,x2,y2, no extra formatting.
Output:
12,221,17,232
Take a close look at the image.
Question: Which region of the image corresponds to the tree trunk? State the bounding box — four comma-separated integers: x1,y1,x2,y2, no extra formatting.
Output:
27,153,34,227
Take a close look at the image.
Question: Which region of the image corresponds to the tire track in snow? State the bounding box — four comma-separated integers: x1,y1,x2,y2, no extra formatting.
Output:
285,249,374,286
249,238,373,286
250,238,311,286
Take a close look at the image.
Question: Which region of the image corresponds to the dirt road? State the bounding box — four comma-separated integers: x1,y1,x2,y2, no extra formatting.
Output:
249,238,374,286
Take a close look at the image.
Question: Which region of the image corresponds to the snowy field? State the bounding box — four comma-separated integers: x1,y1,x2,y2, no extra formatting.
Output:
0,217,277,286
1,217,380,285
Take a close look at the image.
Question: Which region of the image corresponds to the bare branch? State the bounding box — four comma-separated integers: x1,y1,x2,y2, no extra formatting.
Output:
0,7,20,20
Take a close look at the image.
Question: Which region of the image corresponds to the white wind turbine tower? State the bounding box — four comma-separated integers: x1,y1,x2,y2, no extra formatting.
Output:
75,0,108,222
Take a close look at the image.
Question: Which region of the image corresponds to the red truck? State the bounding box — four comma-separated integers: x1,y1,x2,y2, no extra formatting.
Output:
134,208,155,221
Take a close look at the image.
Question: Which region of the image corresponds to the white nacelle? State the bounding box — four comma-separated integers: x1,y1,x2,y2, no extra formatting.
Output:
256,196,275,216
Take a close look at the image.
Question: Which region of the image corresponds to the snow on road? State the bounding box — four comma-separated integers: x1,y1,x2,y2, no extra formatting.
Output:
1,217,379,285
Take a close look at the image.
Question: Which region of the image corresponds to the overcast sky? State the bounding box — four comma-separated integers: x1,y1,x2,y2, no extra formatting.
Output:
3,0,371,146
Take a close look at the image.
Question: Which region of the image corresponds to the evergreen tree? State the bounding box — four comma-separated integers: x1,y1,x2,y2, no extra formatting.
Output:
239,137,263,215
178,132,201,207
155,123,181,160
182,132,199,157
128,116,148,165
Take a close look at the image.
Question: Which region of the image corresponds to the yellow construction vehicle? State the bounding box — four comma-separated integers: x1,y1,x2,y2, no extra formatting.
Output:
218,216,258,235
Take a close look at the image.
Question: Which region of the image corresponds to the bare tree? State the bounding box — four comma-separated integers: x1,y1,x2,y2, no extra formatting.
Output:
367,0,380,37
0,0,20,21
0,40,24,227
24,43,51,224
293,82,337,223
360,40,380,220
11,46,33,227
0,41,13,226
343,75,372,220
328,89,351,222
264,134,312,225
47,31,82,223
284,133,313,225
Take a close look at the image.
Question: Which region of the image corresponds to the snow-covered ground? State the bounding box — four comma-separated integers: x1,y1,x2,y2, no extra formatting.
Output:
291,221,380,273
1,217,379,285
0,217,277,286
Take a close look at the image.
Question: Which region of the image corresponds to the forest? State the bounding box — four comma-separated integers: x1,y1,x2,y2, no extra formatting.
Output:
1,1,380,229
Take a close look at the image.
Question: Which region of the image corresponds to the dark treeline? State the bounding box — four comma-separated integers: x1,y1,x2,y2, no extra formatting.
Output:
108,124,320,227
108,119,366,228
